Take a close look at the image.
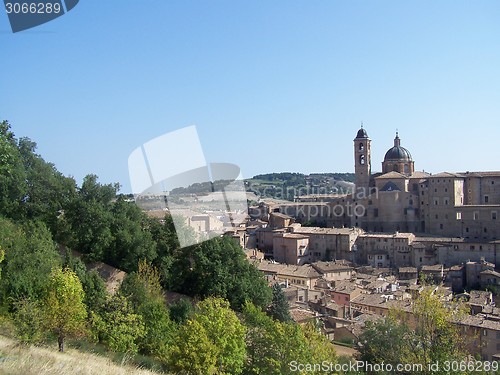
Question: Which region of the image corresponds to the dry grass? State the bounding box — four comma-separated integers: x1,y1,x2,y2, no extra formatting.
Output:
0,335,162,375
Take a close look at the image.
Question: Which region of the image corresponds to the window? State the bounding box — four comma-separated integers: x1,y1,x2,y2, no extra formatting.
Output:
435,214,439,219
434,199,439,205
470,245,475,250
359,143,364,151
444,198,449,205
474,212,479,220
492,211,497,220
485,195,489,203
359,155,365,165
440,224,444,230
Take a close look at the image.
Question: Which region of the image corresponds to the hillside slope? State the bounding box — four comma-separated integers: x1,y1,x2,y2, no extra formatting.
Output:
0,335,161,375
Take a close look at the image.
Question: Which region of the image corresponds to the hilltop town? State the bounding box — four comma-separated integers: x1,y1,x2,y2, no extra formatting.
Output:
190,127,500,361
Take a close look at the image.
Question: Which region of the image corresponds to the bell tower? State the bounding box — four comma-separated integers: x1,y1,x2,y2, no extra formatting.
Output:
354,124,371,198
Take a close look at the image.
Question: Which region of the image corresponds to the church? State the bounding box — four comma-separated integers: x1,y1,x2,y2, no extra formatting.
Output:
352,126,500,239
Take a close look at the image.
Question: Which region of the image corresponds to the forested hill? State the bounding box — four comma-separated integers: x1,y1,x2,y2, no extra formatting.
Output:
245,172,355,201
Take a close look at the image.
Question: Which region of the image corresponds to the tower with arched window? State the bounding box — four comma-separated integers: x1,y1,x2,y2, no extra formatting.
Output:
354,126,371,197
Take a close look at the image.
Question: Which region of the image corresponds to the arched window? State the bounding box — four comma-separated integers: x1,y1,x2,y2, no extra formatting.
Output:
404,164,409,174
359,143,364,151
359,155,365,165
393,164,399,172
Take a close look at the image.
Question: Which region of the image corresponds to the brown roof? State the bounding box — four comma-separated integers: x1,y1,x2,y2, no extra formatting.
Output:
256,262,322,279
294,227,360,235
375,171,406,179
398,267,418,273
311,261,353,273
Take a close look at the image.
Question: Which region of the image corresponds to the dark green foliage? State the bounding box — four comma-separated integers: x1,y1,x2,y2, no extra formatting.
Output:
167,236,272,311
0,219,61,302
63,249,107,313
119,261,175,358
62,174,116,262
169,298,194,325
267,283,292,322
106,197,157,271
0,121,27,218
17,137,77,234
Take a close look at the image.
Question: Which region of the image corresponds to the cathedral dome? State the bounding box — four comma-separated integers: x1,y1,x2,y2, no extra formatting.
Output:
383,133,412,161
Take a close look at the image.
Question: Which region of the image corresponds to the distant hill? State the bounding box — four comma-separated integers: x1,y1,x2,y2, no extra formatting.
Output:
245,172,355,201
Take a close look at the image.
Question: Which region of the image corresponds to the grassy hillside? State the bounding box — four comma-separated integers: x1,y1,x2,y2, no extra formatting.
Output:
0,334,162,375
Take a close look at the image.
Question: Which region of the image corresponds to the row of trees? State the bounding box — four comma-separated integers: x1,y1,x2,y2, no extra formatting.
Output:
6,252,337,374
0,120,271,311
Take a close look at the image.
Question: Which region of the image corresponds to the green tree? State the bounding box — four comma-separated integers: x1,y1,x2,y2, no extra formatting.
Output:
63,249,107,313
0,120,27,218
17,137,77,234
107,198,157,271
268,283,292,322
63,174,117,262
357,290,470,374
168,236,272,310
1,220,61,302
43,267,88,352
169,297,194,325
120,261,175,358
168,297,246,374
167,318,218,374
92,294,145,353
12,298,45,344
242,302,336,375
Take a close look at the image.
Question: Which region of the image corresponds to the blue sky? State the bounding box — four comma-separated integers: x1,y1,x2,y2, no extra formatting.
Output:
1,1,500,193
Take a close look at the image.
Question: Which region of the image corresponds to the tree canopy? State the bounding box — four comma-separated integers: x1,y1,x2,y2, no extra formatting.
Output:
43,267,88,352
